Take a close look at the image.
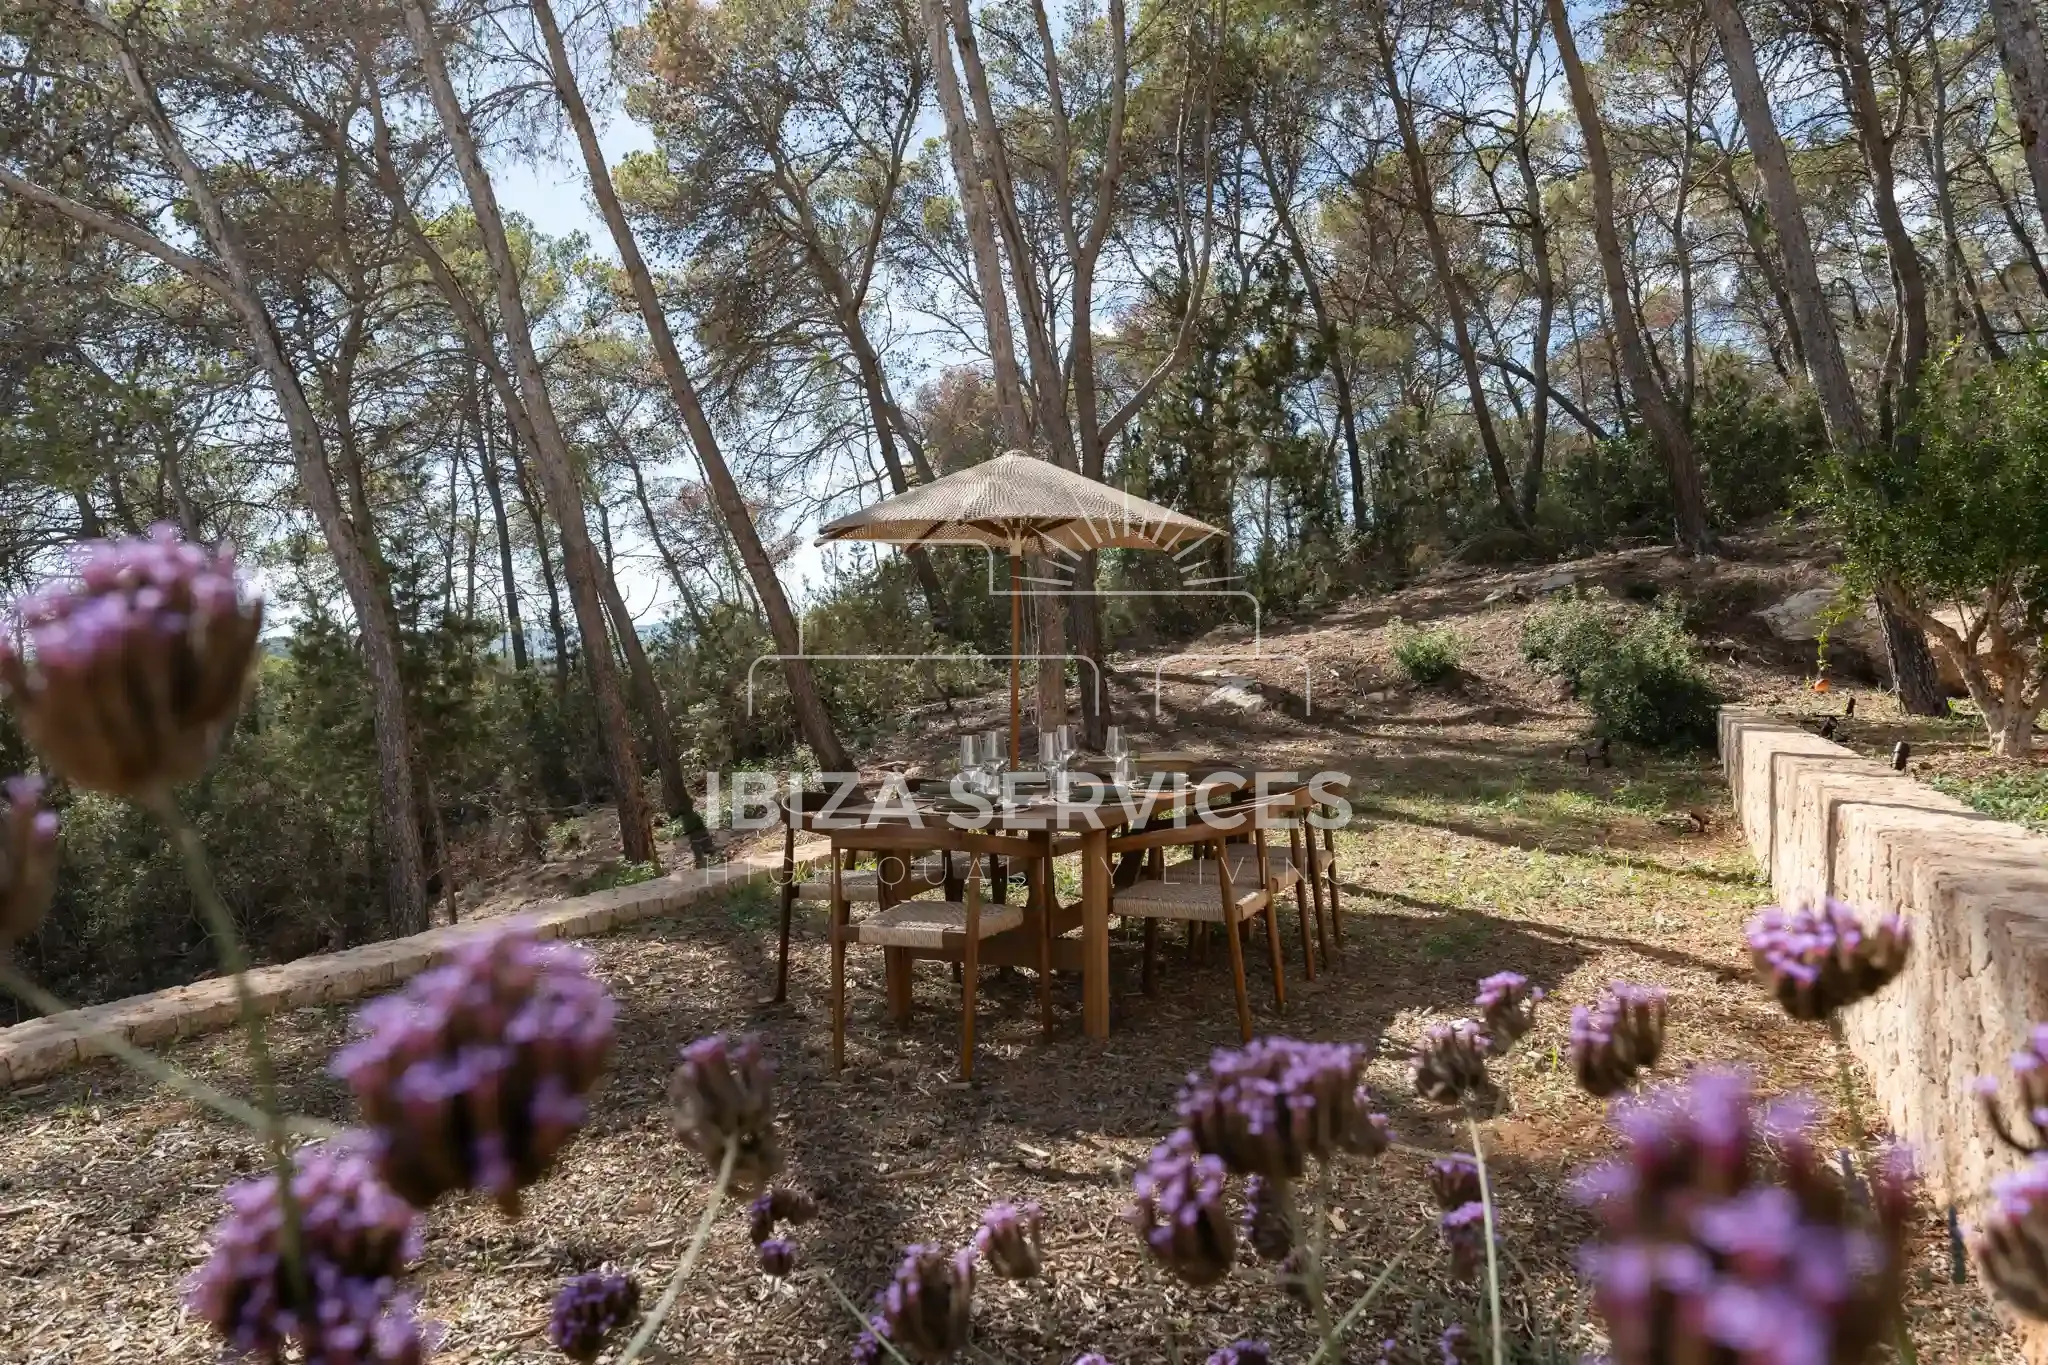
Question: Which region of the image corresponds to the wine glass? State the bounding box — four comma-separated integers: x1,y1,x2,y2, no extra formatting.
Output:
1107,725,1131,786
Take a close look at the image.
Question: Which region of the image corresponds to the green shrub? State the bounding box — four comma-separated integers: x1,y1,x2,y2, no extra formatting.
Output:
1928,767,2048,832
1392,621,1463,686
1522,594,1720,749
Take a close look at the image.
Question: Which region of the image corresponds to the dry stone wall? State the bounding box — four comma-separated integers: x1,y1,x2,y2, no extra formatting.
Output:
1721,708,2048,1359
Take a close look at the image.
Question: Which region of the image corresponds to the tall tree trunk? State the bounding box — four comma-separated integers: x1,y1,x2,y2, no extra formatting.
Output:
1720,165,1808,374
470,358,530,670
401,0,656,860
1819,1,1929,429
54,35,429,932
1510,96,1556,524
923,0,1031,450
758,147,955,630
590,548,714,863
511,422,573,700
1706,0,1945,712
1551,0,1713,554
1990,0,2048,228
1374,15,1530,534
1924,31,2006,359
1255,138,1368,533
1707,0,1868,450
527,0,849,772
625,457,710,639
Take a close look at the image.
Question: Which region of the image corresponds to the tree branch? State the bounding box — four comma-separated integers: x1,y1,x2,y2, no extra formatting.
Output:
0,166,233,295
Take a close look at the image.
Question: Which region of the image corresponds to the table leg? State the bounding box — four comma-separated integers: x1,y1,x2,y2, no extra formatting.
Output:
1081,827,1111,1040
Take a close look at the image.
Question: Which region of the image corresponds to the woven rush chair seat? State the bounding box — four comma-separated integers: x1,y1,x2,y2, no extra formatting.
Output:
1113,871,1271,923
854,900,1025,949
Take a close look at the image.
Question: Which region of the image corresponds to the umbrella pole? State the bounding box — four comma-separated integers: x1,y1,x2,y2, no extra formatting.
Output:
1009,550,1022,766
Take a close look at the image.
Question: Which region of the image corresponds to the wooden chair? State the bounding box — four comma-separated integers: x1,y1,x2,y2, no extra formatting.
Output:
827,824,1052,1081
1108,795,1290,1042
772,789,949,1003
1217,782,1322,981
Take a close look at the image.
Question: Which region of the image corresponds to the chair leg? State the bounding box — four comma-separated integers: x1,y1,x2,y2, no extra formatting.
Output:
961,889,982,1082
775,841,797,1003
1033,862,1053,1037
1222,911,1254,1043
829,911,847,1071
1324,833,1343,954
1293,874,1316,983
1262,903,1287,1012
1142,917,1159,996
1302,834,1328,962
886,948,913,1024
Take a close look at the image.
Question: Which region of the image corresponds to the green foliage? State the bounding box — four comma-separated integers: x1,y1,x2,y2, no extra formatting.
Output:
1126,253,1352,627
1822,346,2048,631
1391,620,1462,686
575,861,662,894
1690,354,1828,523
1540,354,1826,549
1522,594,1720,749
1928,767,2048,832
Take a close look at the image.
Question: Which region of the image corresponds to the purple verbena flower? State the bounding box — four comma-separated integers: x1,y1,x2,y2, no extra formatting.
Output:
974,1201,1043,1279
758,1237,800,1278
184,1140,431,1365
667,1031,782,1193
1439,1201,1490,1282
1439,1324,1476,1365
1745,899,1910,1021
1412,1020,1499,1112
330,921,615,1215
1128,1128,1236,1286
1276,1247,1315,1308
1427,1153,1481,1212
1978,1022,2048,1155
545,1270,639,1362
873,1243,975,1361
850,1315,893,1365
1574,1068,1913,1364
748,1186,819,1246
0,526,262,798
1072,1356,1114,1365
0,775,57,945
1474,972,1542,1055
1975,1155,2048,1321
1240,1174,1295,1261
1571,983,1668,1099
1205,1342,1270,1365
1176,1036,1387,1179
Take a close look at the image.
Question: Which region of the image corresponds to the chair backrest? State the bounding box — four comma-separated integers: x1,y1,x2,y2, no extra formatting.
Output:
826,821,1045,862
783,782,872,829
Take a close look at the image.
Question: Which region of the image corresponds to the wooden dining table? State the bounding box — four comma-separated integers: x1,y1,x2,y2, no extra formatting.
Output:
814,775,1246,1039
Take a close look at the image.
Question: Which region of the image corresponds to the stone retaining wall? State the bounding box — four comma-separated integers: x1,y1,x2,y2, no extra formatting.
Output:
0,840,827,1090
1721,707,2048,1357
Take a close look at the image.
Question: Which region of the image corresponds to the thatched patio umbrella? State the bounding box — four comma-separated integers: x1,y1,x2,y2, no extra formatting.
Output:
816,451,1224,763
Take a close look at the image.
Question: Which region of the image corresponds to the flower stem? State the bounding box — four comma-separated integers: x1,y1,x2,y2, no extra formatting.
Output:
618,1139,739,1365
1303,1223,1429,1365
147,791,308,1299
0,956,338,1138
814,1266,914,1365
1309,1163,1335,1341
1468,1114,1506,1365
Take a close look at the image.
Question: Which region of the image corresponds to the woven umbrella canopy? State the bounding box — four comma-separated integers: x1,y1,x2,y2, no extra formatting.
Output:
816,451,1225,761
